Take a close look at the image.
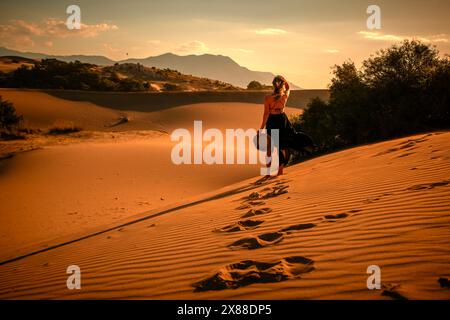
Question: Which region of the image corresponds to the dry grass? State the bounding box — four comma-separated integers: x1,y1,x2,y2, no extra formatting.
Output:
47,120,82,135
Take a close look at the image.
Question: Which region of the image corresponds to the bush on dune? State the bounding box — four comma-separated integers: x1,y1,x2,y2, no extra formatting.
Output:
47,120,82,135
162,83,181,91
293,40,450,152
0,96,24,140
0,96,22,132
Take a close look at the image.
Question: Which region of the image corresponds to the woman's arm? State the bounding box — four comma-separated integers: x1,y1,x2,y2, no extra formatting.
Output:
284,82,290,97
279,82,290,106
260,97,270,129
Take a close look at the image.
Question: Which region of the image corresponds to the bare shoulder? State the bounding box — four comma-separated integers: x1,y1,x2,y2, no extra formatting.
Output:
264,94,274,102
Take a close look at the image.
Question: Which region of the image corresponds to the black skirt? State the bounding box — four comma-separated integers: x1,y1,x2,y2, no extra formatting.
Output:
264,113,314,165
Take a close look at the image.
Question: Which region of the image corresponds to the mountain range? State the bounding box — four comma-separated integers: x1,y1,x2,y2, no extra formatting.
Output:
0,47,300,89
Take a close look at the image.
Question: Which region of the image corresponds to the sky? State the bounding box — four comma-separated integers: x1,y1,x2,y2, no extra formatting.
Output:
0,0,449,88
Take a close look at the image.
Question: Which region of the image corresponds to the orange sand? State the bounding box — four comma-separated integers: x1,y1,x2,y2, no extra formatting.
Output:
0,89,449,300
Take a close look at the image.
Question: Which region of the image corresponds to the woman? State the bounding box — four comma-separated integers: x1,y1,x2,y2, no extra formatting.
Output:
259,75,292,176
259,75,314,176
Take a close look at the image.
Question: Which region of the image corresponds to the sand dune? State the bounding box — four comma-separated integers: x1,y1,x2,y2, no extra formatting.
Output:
0,138,261,259
41,89,328,111
0,132,449,299
0,89,301,132
0,89,303,261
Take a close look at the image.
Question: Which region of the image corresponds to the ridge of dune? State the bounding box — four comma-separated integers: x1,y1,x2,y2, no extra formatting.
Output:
0,132,449,299
0,88,301,132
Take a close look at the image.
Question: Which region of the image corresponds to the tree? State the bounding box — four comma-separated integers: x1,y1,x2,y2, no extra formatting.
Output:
291,40,450,152
117,78,145,91
296,97,337,150
247,80,265,90
0,96,22,132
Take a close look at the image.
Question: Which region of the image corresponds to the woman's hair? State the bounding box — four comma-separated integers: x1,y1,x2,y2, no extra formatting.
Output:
272,75,287,99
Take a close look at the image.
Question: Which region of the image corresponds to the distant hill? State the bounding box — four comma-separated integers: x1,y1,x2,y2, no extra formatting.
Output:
0,56,36,73
0,47,115,66
0,47,300,89
104,63,240,91
122,53,300,89
0,57,240,92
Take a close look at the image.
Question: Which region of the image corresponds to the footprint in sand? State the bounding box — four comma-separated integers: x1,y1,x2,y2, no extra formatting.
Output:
398,137,429,146
235,180,290,212
438,277,450,288
236,200,268,210
243,181,290,202
363,191,396,204
280,223,316,234
227,232,284,250
407,180,450,191
252,176,274,186
399,141,417,149
247,200,266,206
397,152,415,158
236,204,251,210
262,185,289,199
374,147,400,157
252,176,291,186
324,213,349,221
241,207,273,218
215,219,264,233
228,220,318,250
244,192,261,201
193,256,315,292
381,283,408,300
363,197,381,204
374,137,429,157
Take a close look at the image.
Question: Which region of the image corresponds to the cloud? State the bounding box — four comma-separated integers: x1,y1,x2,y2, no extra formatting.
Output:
358,31,448,43
358,31,403,42
253,28,288,36
416,34,449,43
176,40,208,53
40,18,118,38
324,49,340,54
0,18,118,50
0,23,35,50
